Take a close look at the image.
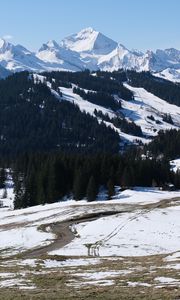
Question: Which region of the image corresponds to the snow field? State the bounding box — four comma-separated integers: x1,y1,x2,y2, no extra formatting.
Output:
0,187,180,257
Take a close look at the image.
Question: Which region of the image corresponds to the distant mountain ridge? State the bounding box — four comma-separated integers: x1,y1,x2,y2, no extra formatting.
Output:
0,27,180,82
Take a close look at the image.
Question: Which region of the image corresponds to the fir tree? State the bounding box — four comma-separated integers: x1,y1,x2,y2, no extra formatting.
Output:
0,168,6,189
86,176,98,202
13,171,25,209
73,169,85,200
121,166,134,188
107,179,115,199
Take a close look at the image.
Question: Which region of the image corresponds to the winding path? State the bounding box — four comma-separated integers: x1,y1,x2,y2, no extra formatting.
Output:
21,197,180,258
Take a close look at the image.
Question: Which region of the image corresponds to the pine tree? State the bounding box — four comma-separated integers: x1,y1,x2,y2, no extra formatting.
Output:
107,179,115,199
23,168,38,207
152,179,157,187
36,168,47,205
174,170,180,189
73,169,84,200
13,171,25,209
47,161,57,203
86,176,98,202
121,166,133,188
0,168,6,189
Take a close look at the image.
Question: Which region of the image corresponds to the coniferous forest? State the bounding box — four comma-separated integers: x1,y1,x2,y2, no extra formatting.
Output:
12,152,175,209
0,72,120,156
0,70,180,209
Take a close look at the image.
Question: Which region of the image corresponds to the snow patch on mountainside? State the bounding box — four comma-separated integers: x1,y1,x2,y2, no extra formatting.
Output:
58,83,180,143
154,68,180,83
31,73,180,144
60,86,115,118
37,41,85,72
52,84,150,144
122,83,180,136
98,44,141,71
170,159,180,173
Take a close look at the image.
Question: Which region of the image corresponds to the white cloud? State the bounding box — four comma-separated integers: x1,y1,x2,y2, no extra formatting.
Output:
3,35,13,40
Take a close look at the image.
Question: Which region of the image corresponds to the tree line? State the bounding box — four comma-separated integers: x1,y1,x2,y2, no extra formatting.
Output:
94,109,143,137
12,152,178,209
73,87,121,111
43,69,133,101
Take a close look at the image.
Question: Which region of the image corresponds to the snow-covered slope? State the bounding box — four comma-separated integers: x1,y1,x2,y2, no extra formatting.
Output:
98,44,141,71
122,83,180,137
1,185,180,257
154,68,180,83
59,82,180,140
59,86,149,144
156,48,180,69
36,40,86,72
0,38,45,72
52,201,180,257
35,72,180,144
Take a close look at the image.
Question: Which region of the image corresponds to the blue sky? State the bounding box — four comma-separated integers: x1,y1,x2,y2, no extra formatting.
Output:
0,0,180,52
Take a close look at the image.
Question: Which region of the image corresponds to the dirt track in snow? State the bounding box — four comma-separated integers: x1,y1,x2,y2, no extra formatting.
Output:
20,197,180,259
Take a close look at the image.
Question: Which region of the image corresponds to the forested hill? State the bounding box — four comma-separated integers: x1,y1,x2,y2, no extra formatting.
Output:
42,69,133,101
0,70,180,208
0,72,120,157
1,69,180,158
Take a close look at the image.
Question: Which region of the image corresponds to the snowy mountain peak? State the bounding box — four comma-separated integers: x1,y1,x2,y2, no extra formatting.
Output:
131,49,144,56
47,40,60,49
117,43,128,51
0,39,33,56
0,28,180,82
77,27,95,35
164,48,180,57
0,38,12,52
0,38,6,49
39,40,60,52
145,50,154,57
159,48,180,63
61,27,118,55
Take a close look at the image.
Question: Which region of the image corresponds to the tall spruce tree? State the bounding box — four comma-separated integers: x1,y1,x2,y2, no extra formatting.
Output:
121,166,134,188
107,178,115,199
73,169,85,200
86,176,98,202
0,168,6,189
13,171,25,209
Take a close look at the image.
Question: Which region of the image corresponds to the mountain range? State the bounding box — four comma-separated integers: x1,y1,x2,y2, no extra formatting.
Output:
0,27,180,82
